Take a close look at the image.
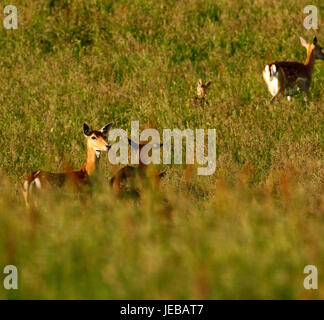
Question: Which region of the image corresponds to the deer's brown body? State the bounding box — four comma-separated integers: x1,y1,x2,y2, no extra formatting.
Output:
110,138,166,194
263,37,324,102
23,122,112,208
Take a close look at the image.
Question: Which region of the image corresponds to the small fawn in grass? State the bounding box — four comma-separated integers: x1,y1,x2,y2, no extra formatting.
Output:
263,37,324,102
23,122,113,208
193,79,211,106
197,79,211,99
110,138,166,196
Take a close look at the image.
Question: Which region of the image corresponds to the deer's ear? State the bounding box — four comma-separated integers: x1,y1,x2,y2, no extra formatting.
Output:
300,37,308,48
100,122,113,135
83,123,91,136
313,36,318,45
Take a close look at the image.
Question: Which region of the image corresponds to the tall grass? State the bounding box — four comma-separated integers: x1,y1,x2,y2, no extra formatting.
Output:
0,0,323,299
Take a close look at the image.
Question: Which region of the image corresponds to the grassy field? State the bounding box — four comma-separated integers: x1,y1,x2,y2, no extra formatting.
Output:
0,0,323,299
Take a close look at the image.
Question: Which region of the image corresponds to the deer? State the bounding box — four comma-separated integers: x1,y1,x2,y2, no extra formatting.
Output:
193,79,211,106
197,79,211,99
22,122,113,208
263,37,324,102
110,138,166,196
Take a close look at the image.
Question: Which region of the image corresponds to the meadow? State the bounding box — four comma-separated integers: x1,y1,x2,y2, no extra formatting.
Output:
0,0,323,299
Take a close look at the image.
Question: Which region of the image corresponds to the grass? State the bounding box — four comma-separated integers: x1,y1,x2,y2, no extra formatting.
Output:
0,0,323,299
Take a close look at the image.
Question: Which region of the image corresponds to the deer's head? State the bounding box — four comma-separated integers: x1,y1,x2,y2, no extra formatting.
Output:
300,36,324,61
83,122,113,155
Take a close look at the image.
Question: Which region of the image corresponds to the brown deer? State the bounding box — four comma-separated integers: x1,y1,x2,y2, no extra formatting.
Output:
197,79,211,99
263,37,324,102
110,138,166,195
23,122,113,208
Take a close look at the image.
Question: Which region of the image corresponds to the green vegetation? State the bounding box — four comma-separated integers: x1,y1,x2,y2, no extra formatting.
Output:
0,0,323,299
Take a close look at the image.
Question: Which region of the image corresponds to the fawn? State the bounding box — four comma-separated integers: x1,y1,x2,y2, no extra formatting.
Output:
263,37,324,102
193,79,211,106
197,79,211,99
23,122,112,208
110,138,166,195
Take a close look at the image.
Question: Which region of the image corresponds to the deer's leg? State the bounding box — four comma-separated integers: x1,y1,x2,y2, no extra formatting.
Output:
22,180,30,209
302,91,309,103
23,171,43,209
296,78,309,102
270,90,283,103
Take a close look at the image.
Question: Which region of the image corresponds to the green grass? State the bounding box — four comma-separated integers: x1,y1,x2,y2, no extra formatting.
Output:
0,0,323,299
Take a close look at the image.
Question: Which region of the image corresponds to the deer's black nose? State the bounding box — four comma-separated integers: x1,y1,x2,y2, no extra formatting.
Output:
107,144,111,150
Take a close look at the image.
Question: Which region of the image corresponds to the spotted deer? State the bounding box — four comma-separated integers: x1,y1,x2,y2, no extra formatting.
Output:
263,37,324,102
23,122,113,208
110,138,166,195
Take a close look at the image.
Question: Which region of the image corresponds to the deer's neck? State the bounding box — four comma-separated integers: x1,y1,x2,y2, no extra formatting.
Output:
83,147,100,175
305,46,316,77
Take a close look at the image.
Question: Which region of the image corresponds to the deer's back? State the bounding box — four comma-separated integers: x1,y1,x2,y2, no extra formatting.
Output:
271,62,309,85
29,169,90,189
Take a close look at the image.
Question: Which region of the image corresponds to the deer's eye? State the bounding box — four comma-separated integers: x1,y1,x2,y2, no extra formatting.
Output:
91,136,97,140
